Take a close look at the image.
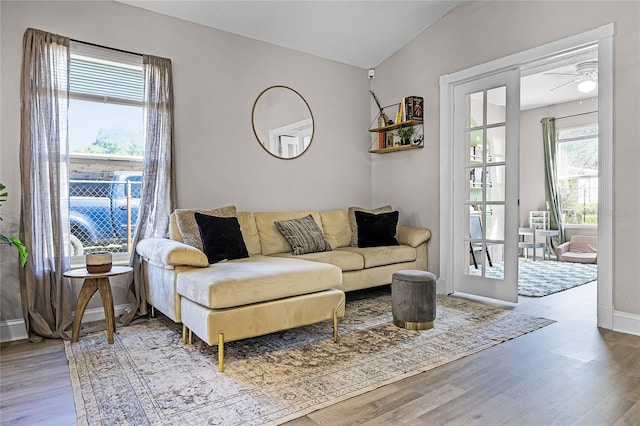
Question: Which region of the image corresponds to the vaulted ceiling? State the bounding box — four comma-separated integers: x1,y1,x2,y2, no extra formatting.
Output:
116,0,598,110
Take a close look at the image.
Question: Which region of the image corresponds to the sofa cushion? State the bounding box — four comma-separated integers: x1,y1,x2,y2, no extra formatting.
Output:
336,245,417,269
320,209,351,249
176,255,342,309
569,235,597,253
255,211,323,256
173,206,236,251
348,205,392,246
355,210,399,248
195,213,249,264
273,249,364,272
136,237,209,268
237,211,261,256
561,252,597,264
275,214,332,255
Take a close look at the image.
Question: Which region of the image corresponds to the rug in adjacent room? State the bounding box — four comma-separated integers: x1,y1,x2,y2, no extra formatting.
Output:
475,259,598,297
65,288,554,426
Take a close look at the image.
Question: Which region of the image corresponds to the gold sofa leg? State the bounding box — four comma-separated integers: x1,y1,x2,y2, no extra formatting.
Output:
188,329,193,345
151,306,155,318
333,309,339,343
218,333,225,372
182,324,187,345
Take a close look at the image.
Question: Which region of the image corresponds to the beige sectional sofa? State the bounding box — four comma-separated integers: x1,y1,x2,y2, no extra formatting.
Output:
136,208,431,371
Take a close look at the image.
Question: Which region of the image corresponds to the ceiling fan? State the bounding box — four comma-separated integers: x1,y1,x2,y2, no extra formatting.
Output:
546,61,598,93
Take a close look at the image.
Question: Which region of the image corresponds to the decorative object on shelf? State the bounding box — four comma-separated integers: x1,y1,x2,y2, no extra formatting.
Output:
397,125,414,145
402,96,424,122
86,252,112,274
369,90,394,125
386,133,395,148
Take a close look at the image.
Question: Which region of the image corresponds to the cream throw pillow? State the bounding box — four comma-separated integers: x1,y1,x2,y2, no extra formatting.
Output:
348,205,393,247
174,206,236,251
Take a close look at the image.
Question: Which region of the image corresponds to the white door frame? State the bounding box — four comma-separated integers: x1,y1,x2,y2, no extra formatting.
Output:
439,24,614,330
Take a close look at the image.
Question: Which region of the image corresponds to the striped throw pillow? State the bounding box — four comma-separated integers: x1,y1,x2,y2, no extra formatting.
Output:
274,214,332,255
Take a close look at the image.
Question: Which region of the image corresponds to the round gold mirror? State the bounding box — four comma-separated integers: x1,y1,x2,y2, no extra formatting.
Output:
252,86,314,159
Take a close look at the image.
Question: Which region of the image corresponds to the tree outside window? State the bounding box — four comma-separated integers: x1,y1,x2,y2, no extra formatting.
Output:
557,125,598,225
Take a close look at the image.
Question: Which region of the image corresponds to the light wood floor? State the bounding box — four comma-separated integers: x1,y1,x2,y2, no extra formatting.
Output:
1,281,639,425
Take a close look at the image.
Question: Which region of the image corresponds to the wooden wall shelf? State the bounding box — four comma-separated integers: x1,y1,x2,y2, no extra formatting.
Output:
369,120,423,133
369,144,423,154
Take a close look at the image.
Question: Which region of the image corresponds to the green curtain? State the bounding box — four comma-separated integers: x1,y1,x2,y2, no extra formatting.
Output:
541,117,564,248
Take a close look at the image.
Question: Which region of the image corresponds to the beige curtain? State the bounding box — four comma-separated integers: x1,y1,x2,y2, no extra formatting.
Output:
121,55,176,325
19,28,72,341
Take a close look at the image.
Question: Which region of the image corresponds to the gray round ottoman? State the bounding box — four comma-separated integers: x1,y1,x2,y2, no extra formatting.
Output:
391,270,437,330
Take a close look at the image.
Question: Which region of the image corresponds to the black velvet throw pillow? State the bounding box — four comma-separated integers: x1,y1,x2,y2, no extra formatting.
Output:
194,212,249,264
354,210,399,248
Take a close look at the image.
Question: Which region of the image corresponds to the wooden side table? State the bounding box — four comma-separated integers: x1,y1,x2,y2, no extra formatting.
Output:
64,266,133,344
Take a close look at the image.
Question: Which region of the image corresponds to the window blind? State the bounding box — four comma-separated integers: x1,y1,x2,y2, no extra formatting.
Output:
69,41,143,103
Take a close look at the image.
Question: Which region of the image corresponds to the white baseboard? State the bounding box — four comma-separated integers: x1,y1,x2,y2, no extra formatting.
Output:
0,303,132,343
597,305,640,336
613,310,640,336
597,304,613,330
0,319,29,343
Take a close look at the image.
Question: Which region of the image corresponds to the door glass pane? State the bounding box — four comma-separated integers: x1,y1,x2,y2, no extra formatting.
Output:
485,243,504,280
467,211,484,276
467,129,484,164
467,91,484,127
486,203,504,281
486,165,505,202
486,204,505,241
487,126,506,163
486,86,506,125
470,166,484,191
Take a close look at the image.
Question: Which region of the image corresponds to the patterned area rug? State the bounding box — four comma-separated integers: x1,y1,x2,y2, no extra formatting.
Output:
472,259,598,297
65,288,554,425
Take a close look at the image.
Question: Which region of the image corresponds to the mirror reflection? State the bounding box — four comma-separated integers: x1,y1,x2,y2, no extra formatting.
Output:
252,86,314,159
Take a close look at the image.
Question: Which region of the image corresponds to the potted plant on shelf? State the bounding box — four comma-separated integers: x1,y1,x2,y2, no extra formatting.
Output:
0,183,28,267
397,126,414,146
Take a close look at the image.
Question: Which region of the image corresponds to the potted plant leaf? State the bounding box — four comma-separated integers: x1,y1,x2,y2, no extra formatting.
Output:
397,125,414,146
0,183,28,267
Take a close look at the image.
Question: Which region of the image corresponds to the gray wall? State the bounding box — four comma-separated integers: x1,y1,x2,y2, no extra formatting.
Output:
0,0,371,322
372,0,640,315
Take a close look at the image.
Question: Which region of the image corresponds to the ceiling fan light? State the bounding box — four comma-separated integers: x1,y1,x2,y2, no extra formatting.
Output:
577,79,597,93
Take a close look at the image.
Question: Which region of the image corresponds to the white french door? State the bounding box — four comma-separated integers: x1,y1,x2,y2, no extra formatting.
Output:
452,69,520,302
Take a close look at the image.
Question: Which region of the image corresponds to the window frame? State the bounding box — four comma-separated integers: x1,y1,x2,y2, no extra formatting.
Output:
68,42,144,266
556,123,599,227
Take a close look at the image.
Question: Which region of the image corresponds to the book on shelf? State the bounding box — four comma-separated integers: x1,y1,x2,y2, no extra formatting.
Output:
386,133,395,148
403,96,424,122
377,132,385,150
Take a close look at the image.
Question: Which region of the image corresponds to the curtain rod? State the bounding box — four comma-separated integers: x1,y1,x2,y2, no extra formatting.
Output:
555,110,598,120
70,38,143,57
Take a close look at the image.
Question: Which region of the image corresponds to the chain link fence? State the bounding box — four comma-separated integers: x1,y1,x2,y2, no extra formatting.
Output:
69,179,142,255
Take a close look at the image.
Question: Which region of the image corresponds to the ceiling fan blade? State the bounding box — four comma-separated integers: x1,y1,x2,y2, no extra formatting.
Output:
550,79,577,91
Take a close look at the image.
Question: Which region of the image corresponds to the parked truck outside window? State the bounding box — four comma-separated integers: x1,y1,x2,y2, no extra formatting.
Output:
69,171,142,256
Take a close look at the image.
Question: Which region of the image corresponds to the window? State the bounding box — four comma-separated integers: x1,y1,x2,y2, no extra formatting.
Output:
557,124,598,225
68,42,144,258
